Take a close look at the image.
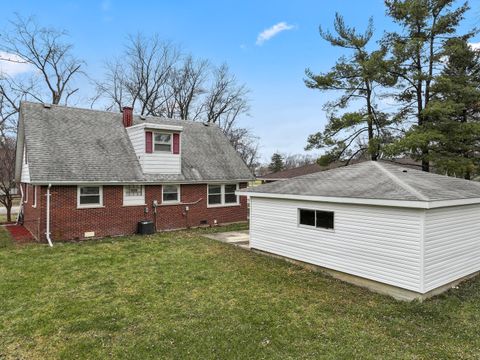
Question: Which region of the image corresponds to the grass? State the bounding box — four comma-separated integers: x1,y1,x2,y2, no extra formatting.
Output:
1,225,480,359
0,226,13,248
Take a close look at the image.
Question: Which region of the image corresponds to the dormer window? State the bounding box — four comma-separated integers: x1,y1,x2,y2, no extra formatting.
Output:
154,133,172,152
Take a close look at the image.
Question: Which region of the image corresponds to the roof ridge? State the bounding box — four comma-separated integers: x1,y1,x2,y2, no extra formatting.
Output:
371,161,429,201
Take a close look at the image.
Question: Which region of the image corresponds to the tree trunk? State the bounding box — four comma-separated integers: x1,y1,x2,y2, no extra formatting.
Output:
6,205,11,223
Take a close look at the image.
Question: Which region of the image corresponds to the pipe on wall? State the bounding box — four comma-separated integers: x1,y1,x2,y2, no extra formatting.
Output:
45,184,53,247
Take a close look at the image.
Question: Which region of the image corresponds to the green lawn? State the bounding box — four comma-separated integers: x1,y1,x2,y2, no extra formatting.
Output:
1,225,480,359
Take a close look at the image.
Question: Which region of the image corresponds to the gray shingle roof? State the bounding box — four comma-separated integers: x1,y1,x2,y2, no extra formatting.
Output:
241,161,480,202
19,102,254,183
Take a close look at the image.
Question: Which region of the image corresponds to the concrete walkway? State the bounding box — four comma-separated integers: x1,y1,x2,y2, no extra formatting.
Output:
203,230,250,250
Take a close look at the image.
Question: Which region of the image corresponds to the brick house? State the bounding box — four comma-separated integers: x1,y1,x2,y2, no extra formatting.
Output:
15,102,254,243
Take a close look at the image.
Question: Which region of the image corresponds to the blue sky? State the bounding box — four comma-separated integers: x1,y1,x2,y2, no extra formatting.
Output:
1,0,479,161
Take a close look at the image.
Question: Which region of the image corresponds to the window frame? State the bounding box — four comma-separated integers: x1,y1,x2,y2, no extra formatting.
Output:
123,185,145,206
153,132,172,153
77,185,104,209
298,208,334,231
162,184,181,204
207,183,240,207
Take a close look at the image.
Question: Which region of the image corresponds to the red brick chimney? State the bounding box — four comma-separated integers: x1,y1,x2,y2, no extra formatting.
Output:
122,107,133,127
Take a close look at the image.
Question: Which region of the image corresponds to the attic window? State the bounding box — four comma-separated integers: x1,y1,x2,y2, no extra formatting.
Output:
154,133,172,152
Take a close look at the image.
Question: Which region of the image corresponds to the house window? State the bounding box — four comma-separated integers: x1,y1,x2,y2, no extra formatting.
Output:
154,133,172,152
208,184,239,206
299,209,334,230
32,186,37,208
123,185,145,206
77,186,103,208
162,185,180,203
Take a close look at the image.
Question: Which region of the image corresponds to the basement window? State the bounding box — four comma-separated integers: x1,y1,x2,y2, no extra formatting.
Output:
77,186,103,208
298,209,334,230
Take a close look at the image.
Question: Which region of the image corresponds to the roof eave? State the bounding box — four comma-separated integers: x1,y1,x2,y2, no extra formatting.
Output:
236,191,480,209
28,178,255,186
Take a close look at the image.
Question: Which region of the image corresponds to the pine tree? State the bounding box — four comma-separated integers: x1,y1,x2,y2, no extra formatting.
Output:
400,37,480,178
384,0,470,171
305,14,396,165
268,152,285,173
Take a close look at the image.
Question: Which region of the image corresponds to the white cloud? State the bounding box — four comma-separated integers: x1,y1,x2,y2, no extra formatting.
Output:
469,42,480,50
0,52,32,76
256,22,295,46
101,0,111,12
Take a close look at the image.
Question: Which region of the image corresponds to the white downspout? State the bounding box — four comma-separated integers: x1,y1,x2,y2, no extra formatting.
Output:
16,184,24,224
45,184,53,247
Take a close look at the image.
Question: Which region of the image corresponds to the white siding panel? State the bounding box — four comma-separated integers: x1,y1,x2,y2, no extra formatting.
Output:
250,197,423,292
424,204,480,292
20,146,30,183
126,127,181,174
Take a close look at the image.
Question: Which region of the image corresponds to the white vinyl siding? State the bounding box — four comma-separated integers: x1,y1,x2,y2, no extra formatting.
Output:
250,197,423,292
21,146,30,183
123,185,145,206
126,126,181,174
424,204,480,292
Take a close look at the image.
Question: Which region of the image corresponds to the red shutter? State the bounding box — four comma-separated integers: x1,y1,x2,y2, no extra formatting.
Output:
173,133,180,154
145,131,153,153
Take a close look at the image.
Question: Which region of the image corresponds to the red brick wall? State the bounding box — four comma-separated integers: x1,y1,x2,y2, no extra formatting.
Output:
22,183,248,242
22,184,45,240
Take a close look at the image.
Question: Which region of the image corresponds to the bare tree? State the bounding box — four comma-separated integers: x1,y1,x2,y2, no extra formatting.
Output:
0,14,84,106
0,136,16,222
170,55,209,120
204,64,250,129
224,126,260,170
96,34,180,116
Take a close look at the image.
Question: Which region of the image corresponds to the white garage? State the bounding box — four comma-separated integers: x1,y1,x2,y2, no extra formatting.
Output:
238,161,480,300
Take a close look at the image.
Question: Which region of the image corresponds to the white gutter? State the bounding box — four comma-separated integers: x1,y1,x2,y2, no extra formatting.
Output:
45,184,53,247
28,179,255,186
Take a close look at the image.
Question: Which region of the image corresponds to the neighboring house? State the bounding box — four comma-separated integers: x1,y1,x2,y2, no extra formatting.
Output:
15,102,254,242
238,161,480,300
258,158,422,183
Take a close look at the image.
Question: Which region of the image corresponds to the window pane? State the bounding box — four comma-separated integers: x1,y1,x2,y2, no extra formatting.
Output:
154,143,171,152
208,194,222,205
225,184,237,193
163,192,178,202
299,209,315,226
163,185,179,202
125,185,142,197
155,134,171,143
316,211,334,229
224,193,237,204
208,185,221,195
80,186,100,195
80,195,100,205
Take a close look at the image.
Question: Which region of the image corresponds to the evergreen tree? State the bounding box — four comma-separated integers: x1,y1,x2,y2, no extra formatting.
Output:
384,0,470,171
394,37,480,178
268,152,285,173
305,14,396,165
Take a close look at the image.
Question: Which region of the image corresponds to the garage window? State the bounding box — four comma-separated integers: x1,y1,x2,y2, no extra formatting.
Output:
299,209,334,230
